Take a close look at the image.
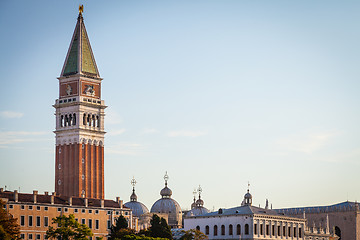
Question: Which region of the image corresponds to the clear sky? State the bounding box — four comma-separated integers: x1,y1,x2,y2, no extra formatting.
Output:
0,0,359,211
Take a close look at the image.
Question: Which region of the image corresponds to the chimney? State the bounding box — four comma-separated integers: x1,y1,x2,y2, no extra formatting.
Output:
33,190,38,203
101,199,104,208
0,188,3,193
84,198,88,207
116,197,120,203
119,200,123,209
51,192,55,205
69,197,72,206
44,191,49,196
14,190,18,203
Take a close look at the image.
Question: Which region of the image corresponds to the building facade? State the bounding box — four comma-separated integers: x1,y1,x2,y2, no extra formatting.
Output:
0,189,134,240
54,8,106,199
277,201,360,240
184,189,337,240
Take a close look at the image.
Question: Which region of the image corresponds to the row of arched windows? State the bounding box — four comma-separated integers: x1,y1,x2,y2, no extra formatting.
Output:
200,224,249,236
83,113,100,127
60,113,100,128
60,114,76,127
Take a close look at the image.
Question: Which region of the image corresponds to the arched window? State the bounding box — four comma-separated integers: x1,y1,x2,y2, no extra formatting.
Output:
64,115,69,127
196,226,200,231
60,115,64,127
68,114,72,126
92,115,95,127
229,224,233,235
214,225,218,236
245,224,249,235
73,113,76,125
237,224,241,235
83,114,86,125
221,225,225,235
96,115,100,127
205,225,209,235
335,226,341,240
87,114,91,126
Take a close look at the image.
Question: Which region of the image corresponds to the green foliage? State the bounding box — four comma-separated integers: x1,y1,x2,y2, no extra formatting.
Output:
108,215,132,240
45,214,93,240
149,214,172,239
114,234,169,240
180,229,208,240
0,199,20,240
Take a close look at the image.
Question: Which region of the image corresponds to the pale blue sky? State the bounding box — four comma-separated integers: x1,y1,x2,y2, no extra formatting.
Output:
0,0,359,211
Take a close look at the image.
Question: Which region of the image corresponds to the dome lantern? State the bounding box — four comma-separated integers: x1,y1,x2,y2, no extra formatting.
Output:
160,171,172,198
244,182,252,206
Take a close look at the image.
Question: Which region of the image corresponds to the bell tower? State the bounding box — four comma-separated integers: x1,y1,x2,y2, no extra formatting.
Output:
53,6,106,199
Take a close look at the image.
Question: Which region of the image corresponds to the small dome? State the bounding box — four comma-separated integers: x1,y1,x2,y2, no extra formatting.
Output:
191,201,196,209
160,186,172,198
196,198,204,207
244,189,252,206
130,191,137,202
124,201,149,217
244,192,252,198
186,206,210,217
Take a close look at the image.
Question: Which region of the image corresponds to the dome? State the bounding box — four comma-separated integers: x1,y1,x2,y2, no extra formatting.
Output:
244,192,252,198
160,186,172,198
150,172,182,228
186,206,210,217
125,177,149,217
196,198,204,207
124,201,149,217
150,197,182,227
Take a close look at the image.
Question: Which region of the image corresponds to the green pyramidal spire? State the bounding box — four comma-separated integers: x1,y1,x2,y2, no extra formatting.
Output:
61,10,99,77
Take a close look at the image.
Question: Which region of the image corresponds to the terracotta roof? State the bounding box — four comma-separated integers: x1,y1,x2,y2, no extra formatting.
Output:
0,191,128,209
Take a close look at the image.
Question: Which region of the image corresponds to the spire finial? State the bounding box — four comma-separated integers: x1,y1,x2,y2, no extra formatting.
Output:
197,185,202,199
130,176,138,202
247,181,250,193
131,176,137,191
193,188,197,199
131,176,137,187
164,171,169,186
79,5,84,15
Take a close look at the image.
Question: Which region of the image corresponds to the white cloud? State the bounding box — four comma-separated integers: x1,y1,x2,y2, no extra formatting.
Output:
107,129,126,136
167,130,207,137
0,131,50,146
107,143,144,155
0,111,24,119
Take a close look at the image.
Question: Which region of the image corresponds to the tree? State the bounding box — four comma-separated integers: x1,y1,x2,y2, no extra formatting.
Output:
46,214,93,240
180,229,207,240
0,199,20,240
108,215,134,240
149,214,172,239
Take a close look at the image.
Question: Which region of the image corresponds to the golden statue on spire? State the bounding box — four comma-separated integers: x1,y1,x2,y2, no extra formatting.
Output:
79,5,84,14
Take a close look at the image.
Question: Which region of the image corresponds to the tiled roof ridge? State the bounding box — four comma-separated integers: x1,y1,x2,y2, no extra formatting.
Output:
0,190,128,209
